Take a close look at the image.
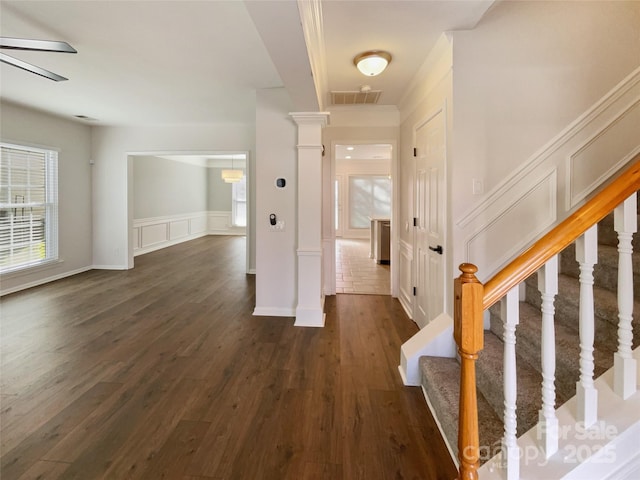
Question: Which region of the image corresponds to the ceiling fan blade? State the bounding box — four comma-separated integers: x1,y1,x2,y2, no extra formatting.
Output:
0,52,68,81
0,37,77,54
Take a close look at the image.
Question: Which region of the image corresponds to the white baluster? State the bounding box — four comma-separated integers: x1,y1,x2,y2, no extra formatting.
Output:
576,225,599,427
537,256,559,457
614,193,637,399
501,286,520,480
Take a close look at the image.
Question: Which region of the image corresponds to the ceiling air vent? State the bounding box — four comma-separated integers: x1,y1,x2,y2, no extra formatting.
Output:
330,90,382,105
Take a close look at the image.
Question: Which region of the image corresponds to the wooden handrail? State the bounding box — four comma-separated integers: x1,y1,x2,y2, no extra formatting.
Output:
483,154,640,310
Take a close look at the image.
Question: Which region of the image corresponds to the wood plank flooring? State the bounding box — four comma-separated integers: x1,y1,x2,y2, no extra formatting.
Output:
0,236,456,480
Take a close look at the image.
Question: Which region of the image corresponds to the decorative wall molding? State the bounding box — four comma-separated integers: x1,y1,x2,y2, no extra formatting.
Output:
133,211,245,256
457,66,640,279
568,98,640,208
464,168,557,279
398,239,414,319
297,0,328,111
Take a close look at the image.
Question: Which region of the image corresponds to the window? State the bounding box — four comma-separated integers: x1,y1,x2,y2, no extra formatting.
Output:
0,143,58,273
349,175,391,229
232,174,247,227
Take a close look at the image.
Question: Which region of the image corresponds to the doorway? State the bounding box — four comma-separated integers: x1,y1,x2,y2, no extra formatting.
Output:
128,152,250,272
334,143,392,295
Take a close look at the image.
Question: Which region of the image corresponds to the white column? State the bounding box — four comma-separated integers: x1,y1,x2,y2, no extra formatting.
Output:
614,193,637,398
290,112,330,327
537,256,559,457
576,225,598,427
501,287,520,480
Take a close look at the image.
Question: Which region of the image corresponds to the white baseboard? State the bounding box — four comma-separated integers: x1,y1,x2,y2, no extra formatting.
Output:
252,307,295,317
0,266,93,296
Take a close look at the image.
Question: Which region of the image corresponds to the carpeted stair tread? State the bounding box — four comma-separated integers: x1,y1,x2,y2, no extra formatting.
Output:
476,331,544,437
420,356,505,462
559,243,640,299
525,273,640,349
596,211,640,250
490,300,617,402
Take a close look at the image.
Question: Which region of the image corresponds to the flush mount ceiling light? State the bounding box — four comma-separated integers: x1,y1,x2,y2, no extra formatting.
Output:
353,50,392,77
221,155,243,183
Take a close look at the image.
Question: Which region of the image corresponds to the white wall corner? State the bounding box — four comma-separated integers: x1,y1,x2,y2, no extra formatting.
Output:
398,312,456,386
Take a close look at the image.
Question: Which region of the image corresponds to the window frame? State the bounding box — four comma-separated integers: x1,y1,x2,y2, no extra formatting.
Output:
231,174,247,227
0,142,59,274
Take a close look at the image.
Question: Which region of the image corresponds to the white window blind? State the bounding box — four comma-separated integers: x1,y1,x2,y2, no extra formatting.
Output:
0,143,58,273
349,175,391,229
232,175,247,227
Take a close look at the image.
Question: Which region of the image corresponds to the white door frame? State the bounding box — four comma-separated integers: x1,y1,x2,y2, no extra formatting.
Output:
325,139,399,297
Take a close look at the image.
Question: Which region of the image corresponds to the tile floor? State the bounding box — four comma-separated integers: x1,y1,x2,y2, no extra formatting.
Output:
335,238,390,295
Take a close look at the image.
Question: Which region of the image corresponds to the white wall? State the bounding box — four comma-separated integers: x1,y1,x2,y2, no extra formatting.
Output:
254,88,298,316
133,155,208,218
0,101,93,294
450,0,640,279
90,123,255,270
207,167,233,211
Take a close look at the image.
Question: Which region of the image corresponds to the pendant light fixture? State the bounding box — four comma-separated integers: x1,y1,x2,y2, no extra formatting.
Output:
221,154,243,183
353,50,392,77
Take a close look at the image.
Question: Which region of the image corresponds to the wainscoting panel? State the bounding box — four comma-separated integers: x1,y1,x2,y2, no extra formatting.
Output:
208,212,231,232
568,99,640,208
455,67,639,281
398,239,414,319
191,215,208,235
141,223,169,249
134,211,245,256
465,169,557,279
169,219,190,240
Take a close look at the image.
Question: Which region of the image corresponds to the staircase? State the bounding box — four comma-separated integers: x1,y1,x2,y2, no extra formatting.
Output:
419,177,640,477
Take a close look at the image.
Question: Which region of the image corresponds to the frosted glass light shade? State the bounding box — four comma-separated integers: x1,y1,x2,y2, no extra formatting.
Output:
353,51,392,77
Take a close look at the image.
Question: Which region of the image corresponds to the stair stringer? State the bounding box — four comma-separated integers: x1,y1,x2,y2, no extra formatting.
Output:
399,312,456,386
478,347,640,480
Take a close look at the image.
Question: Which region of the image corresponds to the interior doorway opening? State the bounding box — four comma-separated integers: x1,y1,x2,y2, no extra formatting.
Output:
334,143,392,295
129,151,250,272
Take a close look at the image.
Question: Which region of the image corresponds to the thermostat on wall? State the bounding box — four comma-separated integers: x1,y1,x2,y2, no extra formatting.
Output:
275,178,286,188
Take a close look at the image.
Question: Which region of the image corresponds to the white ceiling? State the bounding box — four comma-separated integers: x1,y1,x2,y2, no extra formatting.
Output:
0,0,493,127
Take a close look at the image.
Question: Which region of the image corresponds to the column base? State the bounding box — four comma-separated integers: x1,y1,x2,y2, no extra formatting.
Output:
294,306,326,327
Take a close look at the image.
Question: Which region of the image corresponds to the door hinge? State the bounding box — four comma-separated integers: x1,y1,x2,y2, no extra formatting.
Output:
413,217,417,227
413,286,417,296
413,147,417,157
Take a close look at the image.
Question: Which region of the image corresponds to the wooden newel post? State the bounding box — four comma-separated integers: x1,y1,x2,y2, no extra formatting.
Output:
454,263,484,480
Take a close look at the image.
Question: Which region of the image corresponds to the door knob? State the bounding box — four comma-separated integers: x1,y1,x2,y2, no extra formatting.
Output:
429,245,443,255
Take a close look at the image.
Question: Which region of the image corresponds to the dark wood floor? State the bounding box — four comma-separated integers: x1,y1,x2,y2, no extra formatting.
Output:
0,236,456,480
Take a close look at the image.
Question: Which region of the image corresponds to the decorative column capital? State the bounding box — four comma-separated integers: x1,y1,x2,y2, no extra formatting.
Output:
289,112,330,127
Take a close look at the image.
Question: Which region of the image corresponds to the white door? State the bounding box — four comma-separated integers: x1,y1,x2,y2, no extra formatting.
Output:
414,109,446,327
